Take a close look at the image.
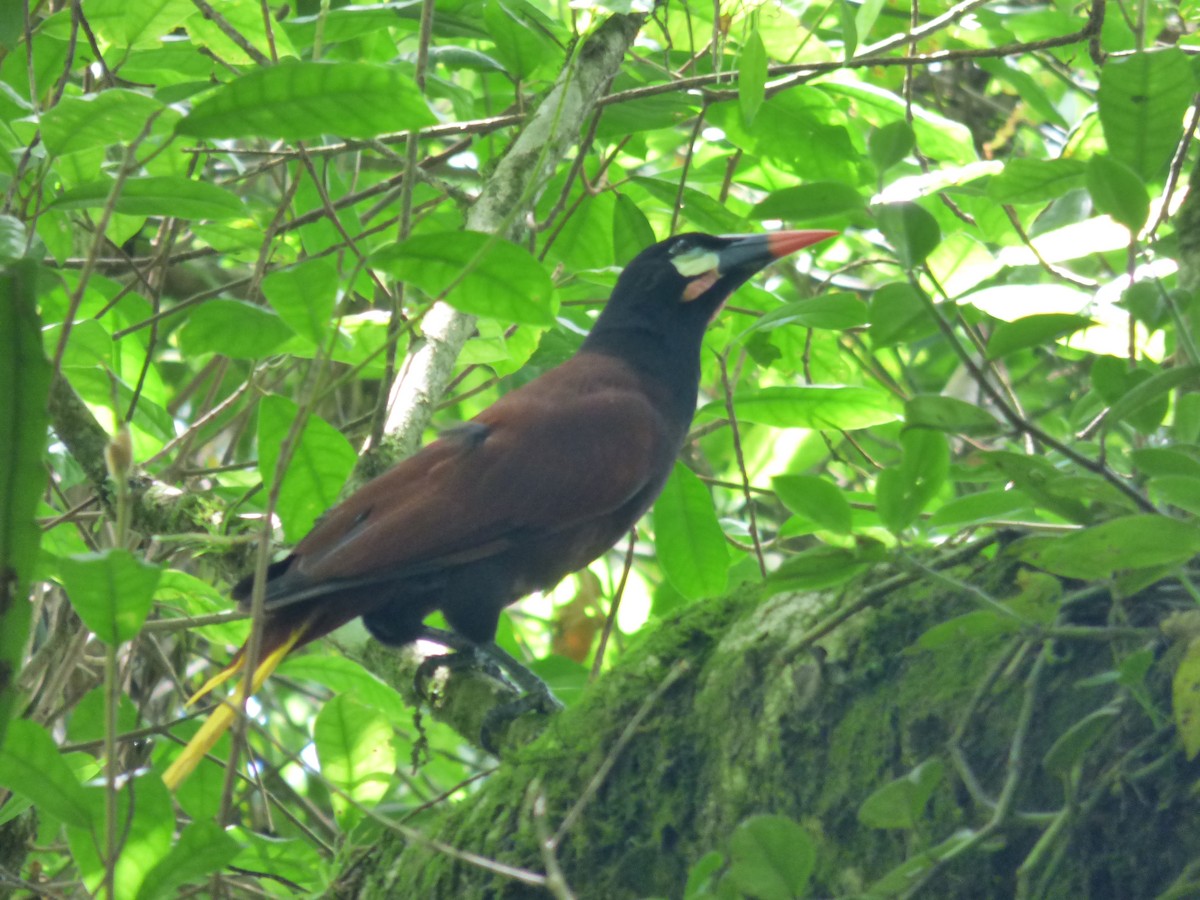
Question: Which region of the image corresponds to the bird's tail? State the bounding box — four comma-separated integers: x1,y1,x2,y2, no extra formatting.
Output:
161,617,313,791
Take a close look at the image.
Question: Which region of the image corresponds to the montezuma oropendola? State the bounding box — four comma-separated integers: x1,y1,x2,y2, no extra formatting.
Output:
162,228,836,789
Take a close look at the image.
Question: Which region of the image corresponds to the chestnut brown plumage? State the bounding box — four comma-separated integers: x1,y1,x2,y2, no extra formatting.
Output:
162,228,836,789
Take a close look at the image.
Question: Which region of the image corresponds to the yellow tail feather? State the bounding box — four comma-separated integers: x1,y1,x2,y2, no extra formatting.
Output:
162,625,309,791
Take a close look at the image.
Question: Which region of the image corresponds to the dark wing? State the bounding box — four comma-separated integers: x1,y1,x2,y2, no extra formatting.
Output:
253,358,671,608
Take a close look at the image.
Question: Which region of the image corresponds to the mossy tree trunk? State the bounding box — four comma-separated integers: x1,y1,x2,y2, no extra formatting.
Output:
341,545,1197,899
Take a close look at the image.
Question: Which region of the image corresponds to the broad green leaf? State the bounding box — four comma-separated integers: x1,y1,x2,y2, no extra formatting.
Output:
986,313,1095,359
876,430,949,532
315,695,395,826
257,395,357,542
67,774,173,900
869,282,936,347
683,851,725,899
0,254,49,745
85,0,195,50
40,89,167,155
1087,155,1149,233
482,0,562,80
180,61,436,140
1044,706,1119,778
858,759,944,829
612,192,657,265
0,719,93,829
372,231,557,326
876,202,941,268
1174,638,1200,760
987,158,1087,204
916,610,1021,650
177,299,296,358
59,549,162,645
1098,49,1197,179
1148,475,1200,516
866,829,976,896
927,489,1029,529
699,385,901,430
135,821,240,900
229,827,322,892
739,28,767,126
772,474,852,534
1017,515,1200,579
262,258,339,345
820,80,976,165
653,464,729,601
51,176,245,219
751,182,865,221
184,0,298,63
1132,447,1200,479
633,177,745,234
904,395,1001,436
1104,364,1200,432
738,294,868,339
728,814,816,900
767,543,885,593
868,120,915,173
854,0,887,48
278,655,407,720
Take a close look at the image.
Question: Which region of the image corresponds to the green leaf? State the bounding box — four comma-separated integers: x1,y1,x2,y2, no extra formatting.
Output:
372,231,557,326
0,255,49,746
868,120,914,173
51,176,246,220
85,0,196,50
1104,364,1200,432
653,464,729,601
67,774,174,900
257,395,357,542
773,474,852,534
179,61,436,140
727,814,816,900
1044,706,1120,778
135,821,240,900
0,719,93,829
482,0,562,80
738,294,868,338
1087,155,1149,233
683,850,725,899
612,192,657,265
177,299,296,359
699,385,901,431
876,430,949,532
767,543,884,593
59,549,162,645
869,282,936,347
876,202,941,268
1148,475,1200,516
917,610,1020,650
904,394,1001,436
751,182,865,222
262,258,339,345
1016,515,1200,579
986,313,1095,360
858,759,944,829
927,489,1029,529
315,695,396,827
40,89,168,155
632,177,745,234
986,158,1087,204
739,28,767,126
1174,638,1200,760
854,0,887,48
1098,49,1197,179
278,655,407,720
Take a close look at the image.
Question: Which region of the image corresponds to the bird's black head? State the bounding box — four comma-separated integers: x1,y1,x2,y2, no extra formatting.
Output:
584,229,837,357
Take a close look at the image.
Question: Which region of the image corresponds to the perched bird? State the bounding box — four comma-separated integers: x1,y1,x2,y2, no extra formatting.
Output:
162,228,836,788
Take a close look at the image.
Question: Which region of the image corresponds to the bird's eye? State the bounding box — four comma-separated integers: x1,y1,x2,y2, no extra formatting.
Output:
669,239,692,257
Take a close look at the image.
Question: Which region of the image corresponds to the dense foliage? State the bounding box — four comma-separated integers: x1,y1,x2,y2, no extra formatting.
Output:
1,0,1198,896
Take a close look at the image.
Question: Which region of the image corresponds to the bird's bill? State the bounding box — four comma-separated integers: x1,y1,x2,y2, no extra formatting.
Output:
717,229,839,274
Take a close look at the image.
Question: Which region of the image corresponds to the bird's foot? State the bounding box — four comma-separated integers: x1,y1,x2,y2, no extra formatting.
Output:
413,646,505,703
480,680,562,754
